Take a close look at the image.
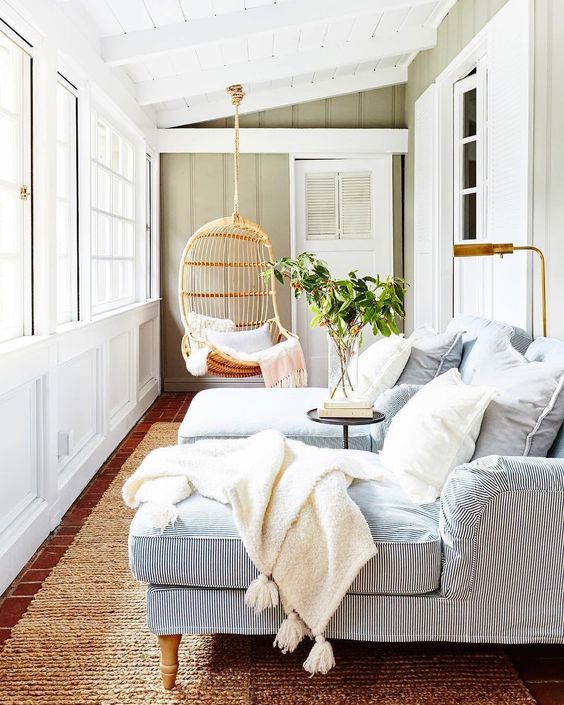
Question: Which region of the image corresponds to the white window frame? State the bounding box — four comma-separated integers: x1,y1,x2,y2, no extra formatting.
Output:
55,74,79,326
0,21,32,344
453,64,488,245
145,154,153,299
90,111,136,316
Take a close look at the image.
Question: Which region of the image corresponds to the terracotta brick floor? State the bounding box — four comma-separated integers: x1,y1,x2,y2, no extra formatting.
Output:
1,391,563,704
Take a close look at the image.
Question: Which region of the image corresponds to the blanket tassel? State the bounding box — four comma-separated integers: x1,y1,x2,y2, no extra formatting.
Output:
273,611,309,654
303,635,335,676
245,574,279,613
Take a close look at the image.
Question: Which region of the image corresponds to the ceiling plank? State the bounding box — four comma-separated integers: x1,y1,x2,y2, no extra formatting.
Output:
156,65,407,127
101,0,439,66
137,27,434,105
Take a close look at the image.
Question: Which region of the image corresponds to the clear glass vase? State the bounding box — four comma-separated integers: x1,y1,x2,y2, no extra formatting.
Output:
327,334,360,400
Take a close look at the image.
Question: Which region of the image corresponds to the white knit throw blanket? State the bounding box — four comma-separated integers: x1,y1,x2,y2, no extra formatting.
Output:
122,431,381,674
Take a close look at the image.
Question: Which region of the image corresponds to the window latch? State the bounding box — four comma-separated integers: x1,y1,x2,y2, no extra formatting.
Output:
20,185,30,201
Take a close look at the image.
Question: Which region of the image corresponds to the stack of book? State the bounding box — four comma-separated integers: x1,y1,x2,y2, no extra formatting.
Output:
318,398,373,419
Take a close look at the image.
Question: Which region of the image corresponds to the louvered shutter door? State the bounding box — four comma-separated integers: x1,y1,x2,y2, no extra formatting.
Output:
414,84,438,330
305,172,338,240
340,171,372,239
487,0,531,330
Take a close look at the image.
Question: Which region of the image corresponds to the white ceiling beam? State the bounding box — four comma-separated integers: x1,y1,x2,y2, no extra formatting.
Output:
157,128,408,154
137,27,435,106
101,0,438,67
157,66,407,127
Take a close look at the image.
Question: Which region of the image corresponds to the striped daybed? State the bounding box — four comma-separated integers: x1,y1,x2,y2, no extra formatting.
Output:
129,316,564,688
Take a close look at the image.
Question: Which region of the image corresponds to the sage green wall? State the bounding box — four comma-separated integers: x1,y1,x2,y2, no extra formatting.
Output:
188,84,406,128
161,85,406,389
404,0,509,331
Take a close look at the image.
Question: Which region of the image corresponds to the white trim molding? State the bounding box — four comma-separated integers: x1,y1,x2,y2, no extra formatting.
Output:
157,128,408,155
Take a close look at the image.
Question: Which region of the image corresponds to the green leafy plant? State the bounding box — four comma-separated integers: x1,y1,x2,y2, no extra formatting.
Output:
264,252,407,398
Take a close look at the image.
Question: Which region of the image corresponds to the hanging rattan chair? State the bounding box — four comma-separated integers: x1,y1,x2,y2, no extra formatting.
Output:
178,85,295,379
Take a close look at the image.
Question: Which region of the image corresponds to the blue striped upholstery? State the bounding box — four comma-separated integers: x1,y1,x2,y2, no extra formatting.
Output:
177,387,372,451
129,460,441,596
144,455,564,643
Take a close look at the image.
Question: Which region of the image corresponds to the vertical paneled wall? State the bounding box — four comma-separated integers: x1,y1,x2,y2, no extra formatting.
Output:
161,86,406,390
190,85,406,129
532,0,564,339
404,0,509,332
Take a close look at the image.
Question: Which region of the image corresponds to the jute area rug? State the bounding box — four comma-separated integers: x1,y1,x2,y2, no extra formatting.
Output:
0,422,535,705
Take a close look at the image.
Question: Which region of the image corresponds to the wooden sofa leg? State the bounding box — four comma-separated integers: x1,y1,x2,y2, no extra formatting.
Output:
158,634,182,690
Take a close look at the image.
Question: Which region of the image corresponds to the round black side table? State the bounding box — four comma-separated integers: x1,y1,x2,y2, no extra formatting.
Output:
306,408,385,449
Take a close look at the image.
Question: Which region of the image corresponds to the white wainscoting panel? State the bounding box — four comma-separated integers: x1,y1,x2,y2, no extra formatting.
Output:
0,301,160,594
109,330,134,425
138,318,155,393
57,348,100,471
0,381,40,535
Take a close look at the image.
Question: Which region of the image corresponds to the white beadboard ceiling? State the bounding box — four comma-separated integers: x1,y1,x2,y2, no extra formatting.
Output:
57,0,456,127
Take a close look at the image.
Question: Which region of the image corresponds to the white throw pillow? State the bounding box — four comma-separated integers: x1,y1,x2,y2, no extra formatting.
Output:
207,323,273,355
379,368,495,504
187,311,235,342
357,335,414,404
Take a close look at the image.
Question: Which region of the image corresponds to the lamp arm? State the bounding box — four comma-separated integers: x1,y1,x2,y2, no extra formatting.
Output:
514,246,547,337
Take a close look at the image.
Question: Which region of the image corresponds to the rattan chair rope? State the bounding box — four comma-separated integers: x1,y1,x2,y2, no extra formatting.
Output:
178,84,295,378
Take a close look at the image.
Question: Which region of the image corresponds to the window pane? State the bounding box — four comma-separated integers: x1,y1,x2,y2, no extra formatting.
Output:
461,193,477,240
0,34,18,113
462,140,477,189
95,119,110,166
0,186,18,254
91,113,136,314
0,31,29,343
0,114,18,183
463,88,477,138
111,131,121,173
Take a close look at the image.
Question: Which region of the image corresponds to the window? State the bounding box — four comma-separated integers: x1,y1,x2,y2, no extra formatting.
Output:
56,77,78,324
305,171,372,240
91,114,135,314
453,67,486,243
0,27,31,343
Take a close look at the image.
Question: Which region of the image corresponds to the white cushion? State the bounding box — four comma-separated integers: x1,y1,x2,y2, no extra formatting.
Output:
187,311,235,339
207,323,273,355
379,368,495,504
357,335,414,404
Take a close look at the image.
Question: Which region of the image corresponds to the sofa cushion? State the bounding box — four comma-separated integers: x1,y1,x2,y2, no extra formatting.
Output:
446,315,532,383
357,334,413,404
396,325,463,385
472,336,564,459
129,454,441,596
525,338,564,459
207,323,273,354
178,387,373,451
380,369,495,504
371,383,423,451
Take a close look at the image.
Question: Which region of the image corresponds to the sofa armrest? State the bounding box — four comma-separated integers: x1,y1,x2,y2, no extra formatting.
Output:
439,455,564,599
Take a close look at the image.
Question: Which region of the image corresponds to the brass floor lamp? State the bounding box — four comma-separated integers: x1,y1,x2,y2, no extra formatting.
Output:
453,242,547,337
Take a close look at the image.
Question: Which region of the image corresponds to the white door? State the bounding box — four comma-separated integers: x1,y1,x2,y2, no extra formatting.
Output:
293,157,394,387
